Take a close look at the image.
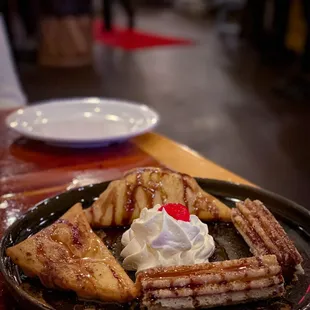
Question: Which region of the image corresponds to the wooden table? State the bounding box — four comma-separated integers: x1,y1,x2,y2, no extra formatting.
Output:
0,108,249,309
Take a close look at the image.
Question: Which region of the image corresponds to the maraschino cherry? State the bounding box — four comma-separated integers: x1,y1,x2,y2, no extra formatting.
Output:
158,203,190,222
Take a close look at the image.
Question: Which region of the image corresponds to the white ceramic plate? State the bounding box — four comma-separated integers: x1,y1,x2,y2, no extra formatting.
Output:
6,98,159,148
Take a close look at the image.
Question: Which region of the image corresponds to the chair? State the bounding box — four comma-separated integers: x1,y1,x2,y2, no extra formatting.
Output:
39,0,92,67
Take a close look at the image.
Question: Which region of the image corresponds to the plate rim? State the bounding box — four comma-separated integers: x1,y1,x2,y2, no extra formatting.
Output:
1,178,310,310
5,97,160,144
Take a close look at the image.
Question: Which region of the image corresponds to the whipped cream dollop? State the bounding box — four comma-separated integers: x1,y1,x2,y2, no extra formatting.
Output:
120,204,215,272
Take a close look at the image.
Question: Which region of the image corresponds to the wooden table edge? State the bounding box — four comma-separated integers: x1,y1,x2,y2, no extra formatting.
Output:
132,132,253,186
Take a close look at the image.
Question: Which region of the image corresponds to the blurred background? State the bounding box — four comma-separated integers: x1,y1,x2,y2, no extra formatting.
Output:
1,0,310,205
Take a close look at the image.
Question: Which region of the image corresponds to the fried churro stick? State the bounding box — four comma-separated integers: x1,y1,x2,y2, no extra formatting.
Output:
232,199,303,278
137,255,285,309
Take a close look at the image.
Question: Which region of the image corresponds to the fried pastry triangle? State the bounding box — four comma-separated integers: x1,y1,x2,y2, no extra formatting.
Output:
6,203,137,302
85,167,231,227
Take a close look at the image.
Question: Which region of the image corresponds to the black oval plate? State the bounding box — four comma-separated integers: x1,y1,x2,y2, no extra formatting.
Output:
0,179,310,310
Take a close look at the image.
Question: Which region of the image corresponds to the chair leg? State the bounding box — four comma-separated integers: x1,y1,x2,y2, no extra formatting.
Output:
102,0,113,31
119,0,135,30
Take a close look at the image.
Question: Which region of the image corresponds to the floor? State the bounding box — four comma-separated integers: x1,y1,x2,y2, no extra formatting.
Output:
18,8,310,207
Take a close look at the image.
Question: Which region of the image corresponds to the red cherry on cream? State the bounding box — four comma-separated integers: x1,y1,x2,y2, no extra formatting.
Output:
158,203,190,222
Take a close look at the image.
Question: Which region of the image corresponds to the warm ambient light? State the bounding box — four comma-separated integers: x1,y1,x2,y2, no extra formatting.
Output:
84,112,92,118
10,121,18,128
105,114,120,121
85,98,101,104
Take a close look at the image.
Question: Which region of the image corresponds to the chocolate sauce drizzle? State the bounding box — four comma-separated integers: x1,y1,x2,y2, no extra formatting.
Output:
120,167,221,225
123,168,170,224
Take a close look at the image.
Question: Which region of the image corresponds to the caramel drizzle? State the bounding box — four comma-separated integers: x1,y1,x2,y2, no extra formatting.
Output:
141,264,271,280
56,219,82,247
181,174,189,206
32,217,134,295
122,167,223,224
95,167,224,225
34,227,98,293
122,168,171,225
138,256,278,280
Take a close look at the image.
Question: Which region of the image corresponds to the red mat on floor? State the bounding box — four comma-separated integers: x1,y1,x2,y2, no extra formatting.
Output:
93,20,194,50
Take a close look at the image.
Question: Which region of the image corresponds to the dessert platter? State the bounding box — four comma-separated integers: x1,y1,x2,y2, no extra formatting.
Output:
0,167,309,309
